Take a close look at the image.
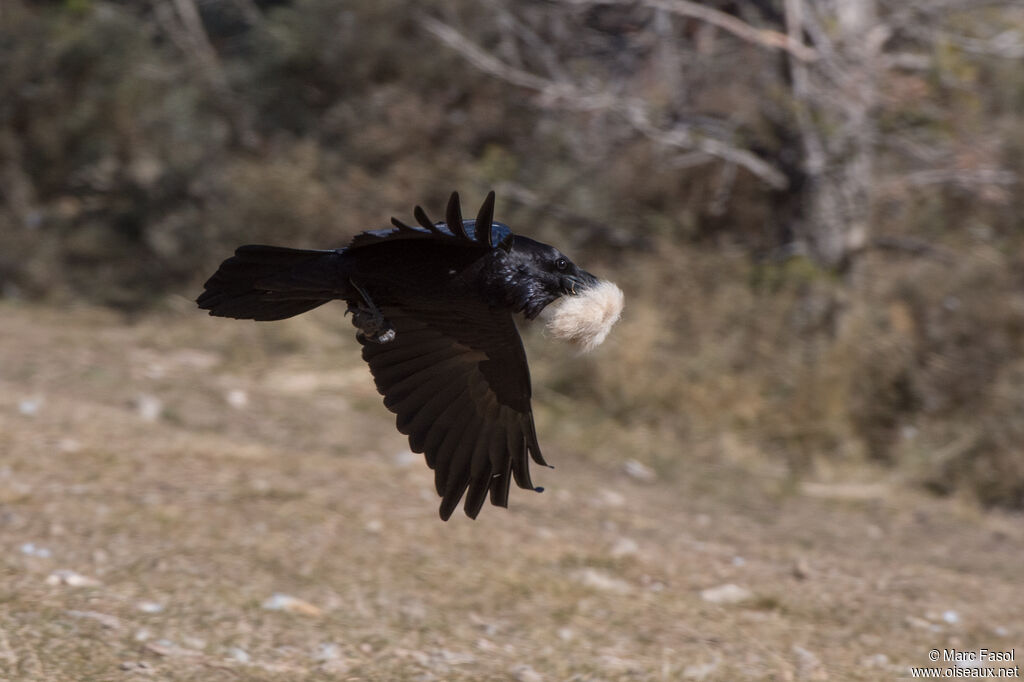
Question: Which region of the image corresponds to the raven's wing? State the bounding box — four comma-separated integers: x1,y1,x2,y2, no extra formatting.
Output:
358,302,547,520
347,191,514,252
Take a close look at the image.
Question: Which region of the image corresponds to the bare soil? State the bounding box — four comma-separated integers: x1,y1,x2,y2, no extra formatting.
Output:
0,302,1021,681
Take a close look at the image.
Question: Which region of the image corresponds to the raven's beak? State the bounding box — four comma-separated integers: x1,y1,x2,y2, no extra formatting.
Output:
562,270,599,296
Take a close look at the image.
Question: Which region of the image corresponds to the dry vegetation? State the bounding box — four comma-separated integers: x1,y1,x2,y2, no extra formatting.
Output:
3,0,1023,507
2,302,1022,681
2,2,1024,678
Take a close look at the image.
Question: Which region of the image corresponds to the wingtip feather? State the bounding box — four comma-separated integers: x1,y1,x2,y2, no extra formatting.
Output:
446,191,469,240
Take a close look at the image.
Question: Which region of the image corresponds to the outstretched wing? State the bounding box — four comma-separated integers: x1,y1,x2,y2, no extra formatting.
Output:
358,302,547,520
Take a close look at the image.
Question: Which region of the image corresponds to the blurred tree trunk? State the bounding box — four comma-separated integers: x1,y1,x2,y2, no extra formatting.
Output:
784,0,881,267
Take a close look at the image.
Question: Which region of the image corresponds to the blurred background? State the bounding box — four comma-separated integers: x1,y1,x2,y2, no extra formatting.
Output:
2,1,1024,679
4,0,1022,506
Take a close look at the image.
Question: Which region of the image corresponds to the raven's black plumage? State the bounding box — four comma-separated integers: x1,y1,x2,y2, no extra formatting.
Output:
197,191,605,520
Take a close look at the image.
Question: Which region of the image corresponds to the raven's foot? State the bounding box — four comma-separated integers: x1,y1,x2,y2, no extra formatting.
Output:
347,279,395,344
351,307,396,344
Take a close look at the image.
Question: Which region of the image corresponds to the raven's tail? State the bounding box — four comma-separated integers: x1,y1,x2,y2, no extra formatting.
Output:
197,245,343,321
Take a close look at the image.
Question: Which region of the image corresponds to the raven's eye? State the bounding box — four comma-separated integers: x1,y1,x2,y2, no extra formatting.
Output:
555,257,568,271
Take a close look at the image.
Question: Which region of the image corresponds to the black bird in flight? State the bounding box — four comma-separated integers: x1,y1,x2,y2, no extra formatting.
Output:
197,192,622,520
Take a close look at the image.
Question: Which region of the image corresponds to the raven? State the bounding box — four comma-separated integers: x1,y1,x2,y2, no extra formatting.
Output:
197,192,623,520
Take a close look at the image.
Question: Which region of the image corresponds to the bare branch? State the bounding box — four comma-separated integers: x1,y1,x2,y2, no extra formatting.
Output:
157,0,258,148
885,0,1022,27
563,0,819,62
494,7,571,82
226,0,263,26
903,24,1024,59
421,15,554,92
618,102,788,188
170,0,224,72
904,168,1018,188
784,0,826,174
420,15,789,189
797,1,857,87
881,52,932,71
864,236,956,264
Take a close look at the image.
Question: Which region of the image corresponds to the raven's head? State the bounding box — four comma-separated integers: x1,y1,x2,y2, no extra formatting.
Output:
501,236,599,317
499,236,623,352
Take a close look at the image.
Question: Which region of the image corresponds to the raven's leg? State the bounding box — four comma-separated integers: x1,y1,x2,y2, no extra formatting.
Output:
347,278,396,343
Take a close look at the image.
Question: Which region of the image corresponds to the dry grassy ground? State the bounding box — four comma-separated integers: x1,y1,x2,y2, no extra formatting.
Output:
0,302,1021,681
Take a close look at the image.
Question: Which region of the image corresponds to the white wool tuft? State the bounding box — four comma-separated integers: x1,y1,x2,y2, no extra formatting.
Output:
541,280,624,353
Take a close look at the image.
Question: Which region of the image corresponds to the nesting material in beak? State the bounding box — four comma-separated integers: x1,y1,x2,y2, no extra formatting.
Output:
541,280,624,353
